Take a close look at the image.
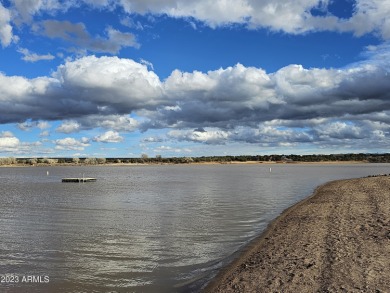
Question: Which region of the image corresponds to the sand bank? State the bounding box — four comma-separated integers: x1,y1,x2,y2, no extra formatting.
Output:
204,176,390,292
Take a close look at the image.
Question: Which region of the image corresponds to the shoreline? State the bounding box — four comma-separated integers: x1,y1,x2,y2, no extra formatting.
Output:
203,176,390,292
0,160,370,168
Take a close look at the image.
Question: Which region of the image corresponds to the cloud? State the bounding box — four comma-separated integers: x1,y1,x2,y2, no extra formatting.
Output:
1,131,15,138
0,131,20,152
5,0,390,40
342,0,390,39
167,126,315,146
56,121,81,133
18,48,55,62
39,20,139,53
105,27,140,51
17,120,51,131
113,1,390,39
314,121,366,140
39,130,50,137
168,129,229,145
18,121,34,131
1,56,387,135
0,3,15,47
93,130,124,143
0,73,57,123
57,115,139,133
54,55,162,109
0,131,50,155
55,137,90,151
120,16,145,30
37,121,50,129
4,0,390,41
10,0,68,23
140,58,154,70
164,121,389,149
0,55,162,123
231,126,315,145
1,47,390,150
79,115,139,132
142,136,165,143
153,145,192,154
118,0,252,27
144,55,390,131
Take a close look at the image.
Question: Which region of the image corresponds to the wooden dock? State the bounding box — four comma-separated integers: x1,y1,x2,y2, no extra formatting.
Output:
62,178,97,183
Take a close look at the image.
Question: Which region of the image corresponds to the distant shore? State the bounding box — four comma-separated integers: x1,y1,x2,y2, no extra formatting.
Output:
203,175,390,292
2,153,390,167
0,160,371,168
101,160,369,166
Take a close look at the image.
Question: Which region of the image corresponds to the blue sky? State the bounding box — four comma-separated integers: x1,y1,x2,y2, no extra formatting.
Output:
0,0,390,158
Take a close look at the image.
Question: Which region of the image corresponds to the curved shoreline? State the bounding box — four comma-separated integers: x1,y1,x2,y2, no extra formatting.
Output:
203,176,390,292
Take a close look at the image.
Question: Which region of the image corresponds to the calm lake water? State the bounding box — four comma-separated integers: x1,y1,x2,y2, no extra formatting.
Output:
1,164,389,292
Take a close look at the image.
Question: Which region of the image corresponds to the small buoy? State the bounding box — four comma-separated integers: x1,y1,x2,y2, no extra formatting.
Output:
269,167,272,173
47,171,49,176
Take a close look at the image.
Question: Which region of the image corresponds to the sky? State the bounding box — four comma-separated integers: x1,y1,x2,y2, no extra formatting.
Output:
0,0,390,158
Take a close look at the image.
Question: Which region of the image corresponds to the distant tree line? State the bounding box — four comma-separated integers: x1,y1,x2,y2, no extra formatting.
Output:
1,153,390,166
0,157,58,165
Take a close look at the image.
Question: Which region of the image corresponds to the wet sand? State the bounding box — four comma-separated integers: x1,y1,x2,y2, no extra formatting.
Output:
204,176,390,292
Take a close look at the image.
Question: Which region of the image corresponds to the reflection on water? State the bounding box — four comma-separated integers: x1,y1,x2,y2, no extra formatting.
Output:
0,164,389,292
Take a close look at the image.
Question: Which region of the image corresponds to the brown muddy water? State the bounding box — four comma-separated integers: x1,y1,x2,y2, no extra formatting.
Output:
1,164,389,292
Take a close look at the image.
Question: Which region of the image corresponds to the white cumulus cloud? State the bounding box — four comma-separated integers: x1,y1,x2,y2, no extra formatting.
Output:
0,3,15,47
55,137,90,151
0,131,20,152
93,131,124,143
56,121,81,133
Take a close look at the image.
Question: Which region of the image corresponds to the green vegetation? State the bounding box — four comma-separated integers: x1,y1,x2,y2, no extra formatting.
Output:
1,153,390,166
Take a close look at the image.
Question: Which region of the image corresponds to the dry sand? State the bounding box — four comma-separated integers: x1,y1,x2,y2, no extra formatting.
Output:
204,176,390,293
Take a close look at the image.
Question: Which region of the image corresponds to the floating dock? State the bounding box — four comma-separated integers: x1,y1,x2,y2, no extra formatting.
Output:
62,178,97,183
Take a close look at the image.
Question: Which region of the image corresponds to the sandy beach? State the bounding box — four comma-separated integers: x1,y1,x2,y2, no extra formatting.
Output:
204,176,390,292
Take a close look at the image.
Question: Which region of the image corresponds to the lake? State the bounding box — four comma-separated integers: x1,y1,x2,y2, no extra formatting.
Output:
1,163,389,292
